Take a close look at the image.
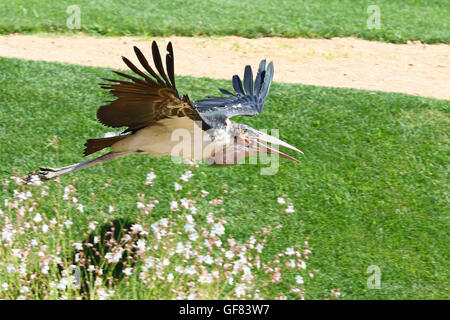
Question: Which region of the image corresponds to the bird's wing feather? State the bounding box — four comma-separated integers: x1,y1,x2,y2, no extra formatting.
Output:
193,60,274,127
97,41,202,133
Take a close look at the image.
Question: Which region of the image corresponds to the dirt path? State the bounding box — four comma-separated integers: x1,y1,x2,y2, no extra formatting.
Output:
0,34,448,100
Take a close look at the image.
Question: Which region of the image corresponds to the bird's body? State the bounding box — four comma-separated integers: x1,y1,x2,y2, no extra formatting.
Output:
31,41,302,180
109,117,214,161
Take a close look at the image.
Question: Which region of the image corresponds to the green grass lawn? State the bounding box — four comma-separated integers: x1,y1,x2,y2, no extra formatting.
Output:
0,0,448,43
0,57,449,299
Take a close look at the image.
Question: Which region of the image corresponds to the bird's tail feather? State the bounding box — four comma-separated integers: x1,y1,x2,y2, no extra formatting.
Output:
83,135,128,156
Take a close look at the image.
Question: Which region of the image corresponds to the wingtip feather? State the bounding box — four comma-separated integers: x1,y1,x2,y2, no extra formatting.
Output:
243,65,253,96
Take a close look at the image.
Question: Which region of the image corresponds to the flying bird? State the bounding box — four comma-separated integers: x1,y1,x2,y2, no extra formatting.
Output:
33,41,302,180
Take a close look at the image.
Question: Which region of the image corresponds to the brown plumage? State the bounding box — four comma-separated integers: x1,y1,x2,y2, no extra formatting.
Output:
83,135,129,156
96,43,201,131
85,42,202,156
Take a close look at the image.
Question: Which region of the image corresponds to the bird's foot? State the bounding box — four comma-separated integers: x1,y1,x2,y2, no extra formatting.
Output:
31,167,61,180
38,167,61,180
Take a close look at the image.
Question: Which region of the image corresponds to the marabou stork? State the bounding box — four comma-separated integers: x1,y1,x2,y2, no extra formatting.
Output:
34,41,302,180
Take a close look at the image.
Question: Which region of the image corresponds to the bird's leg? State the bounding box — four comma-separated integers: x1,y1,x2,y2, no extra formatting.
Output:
33,151,135,180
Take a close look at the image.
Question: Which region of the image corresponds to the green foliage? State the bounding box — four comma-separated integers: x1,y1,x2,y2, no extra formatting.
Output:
0,0,448,43
0,57,449,299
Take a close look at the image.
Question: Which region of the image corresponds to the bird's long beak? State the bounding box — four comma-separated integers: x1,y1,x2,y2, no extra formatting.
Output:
255,130,303,155
254,139,300,162
245,127,303,163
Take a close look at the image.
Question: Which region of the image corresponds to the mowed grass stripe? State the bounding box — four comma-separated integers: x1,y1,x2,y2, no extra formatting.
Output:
0,0,449,43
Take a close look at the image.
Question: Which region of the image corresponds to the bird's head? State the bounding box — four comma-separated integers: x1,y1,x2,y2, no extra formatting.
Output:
207,122,303,166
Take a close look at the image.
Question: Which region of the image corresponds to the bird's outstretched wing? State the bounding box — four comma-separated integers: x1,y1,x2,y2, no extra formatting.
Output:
97,41,202,133
193,60,274,128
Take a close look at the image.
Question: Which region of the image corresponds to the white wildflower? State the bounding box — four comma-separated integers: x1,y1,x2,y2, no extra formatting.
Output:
203,255,214,265
131,224,144,234
285,247,295,255
64,220,73,229
136,202,145,209
123,267,133,276
111,250,123,264
20,286,29,293
73,242,83,250
186,214,194,224
285,204,295,214
88,221,98,231
211,223,225,236
188,232,199,241
235,283,247,297
225,251,234,259
175,266,184,274
184,223,195,233
136,239,146,251
33,213,42,223
180,170,194,182
185,266,197,275
189,206,198,214
181,198,190,209
6,264,15,273
41,265,49,274
299,260,306,269
97,288,111,300
199,273,213,284
145,171,156,185
174,182,182,191
170,200,178,210
144,257,154,268
176,242,185,254
159,218,169,228
28,175,42,186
